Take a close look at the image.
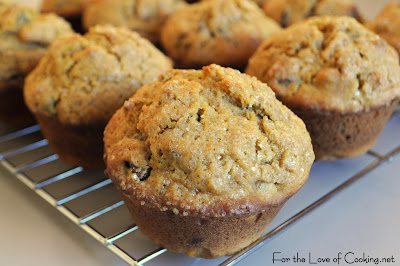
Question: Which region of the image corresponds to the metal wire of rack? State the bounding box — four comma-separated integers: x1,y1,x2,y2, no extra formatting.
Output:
0,111,399,266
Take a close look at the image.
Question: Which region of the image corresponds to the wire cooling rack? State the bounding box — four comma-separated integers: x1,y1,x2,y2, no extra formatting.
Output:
0,110,399,266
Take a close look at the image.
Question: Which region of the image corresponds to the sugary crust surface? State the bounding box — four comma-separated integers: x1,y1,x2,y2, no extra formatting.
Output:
40,0,95,17
263,0,363,27
83,0,187,43
104,64,314,217
366,2,400,55
160,0,281,69
24,25,172,125
246,16,400,113
0,1,73,88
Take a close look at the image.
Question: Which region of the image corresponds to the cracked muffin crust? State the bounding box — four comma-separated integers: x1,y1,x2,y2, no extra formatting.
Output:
160,0,281,69
24,25,172,169
366,2,400,55
0,1,73,127
104,64,314,258
83,0,187,44
246,16,400,159
263,0,363,28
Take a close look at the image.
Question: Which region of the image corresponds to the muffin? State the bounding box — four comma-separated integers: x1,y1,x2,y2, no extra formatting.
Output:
40,0,95,32
24,25,172,169
83,0,187,44
246,16,400,160
160,0,281,70
366,2,400,55
104,64,314,258
0,1,73,127
263,0,363,27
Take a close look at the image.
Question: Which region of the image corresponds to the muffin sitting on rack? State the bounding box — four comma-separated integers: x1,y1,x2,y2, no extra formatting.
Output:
24,25,172,169
246,16,400,160
104,64,314,258
0,1,73,127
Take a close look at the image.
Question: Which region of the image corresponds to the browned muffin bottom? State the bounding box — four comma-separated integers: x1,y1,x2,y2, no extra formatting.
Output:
263,0,363,27
121,192,284,258
0,2,73,127
83,0,187,43
0,84,36,127
35,114,105,169
160,0,281,70
104,64,314,258
24,25,173,169
292,99,399,160
246,16,400,160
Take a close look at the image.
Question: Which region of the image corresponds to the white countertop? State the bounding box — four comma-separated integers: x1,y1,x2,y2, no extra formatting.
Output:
1,1,399,265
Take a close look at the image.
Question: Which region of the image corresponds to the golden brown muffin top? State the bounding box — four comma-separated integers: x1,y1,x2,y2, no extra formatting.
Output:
263,0,362,27
366,2,400,55
83,0,187,43
104,64,314,217
40,0,96,17
24,25,172,125
0,1,73,89
246,16,400,113
160,0,281,69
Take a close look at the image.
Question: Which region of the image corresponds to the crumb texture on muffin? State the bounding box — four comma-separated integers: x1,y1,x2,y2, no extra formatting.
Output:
263,0,363,27
160,0,281,69
24,25,172,125
104,64,314,217
246,16,400,113
83,0,187,43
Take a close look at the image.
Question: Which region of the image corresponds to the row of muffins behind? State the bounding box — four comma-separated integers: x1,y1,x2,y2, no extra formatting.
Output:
41,0,400,67
39,0,366,68
2,0,400,166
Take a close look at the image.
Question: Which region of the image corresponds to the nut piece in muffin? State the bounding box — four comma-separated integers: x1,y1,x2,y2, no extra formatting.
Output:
0,1,73,127
160,0,281,70
366,2,400,55
263,0,363,27
83,0,187,44
246,16,400,160
24,25,172,169
104,64,314,258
